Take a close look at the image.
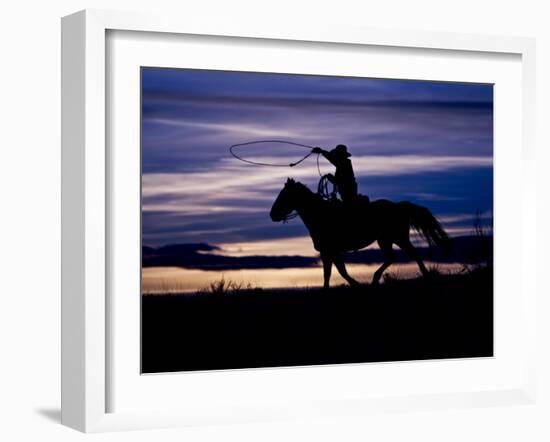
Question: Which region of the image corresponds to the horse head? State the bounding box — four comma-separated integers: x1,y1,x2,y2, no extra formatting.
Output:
270,178,299,222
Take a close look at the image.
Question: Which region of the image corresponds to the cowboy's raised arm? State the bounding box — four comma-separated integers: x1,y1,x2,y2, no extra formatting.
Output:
312,147,336,166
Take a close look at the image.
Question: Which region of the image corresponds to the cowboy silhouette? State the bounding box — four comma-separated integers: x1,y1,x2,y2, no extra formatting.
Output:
312,144,358,203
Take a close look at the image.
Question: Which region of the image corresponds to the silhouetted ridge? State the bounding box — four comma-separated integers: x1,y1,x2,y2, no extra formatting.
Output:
142,243,318,270
142,235,492,270
156,243,218,254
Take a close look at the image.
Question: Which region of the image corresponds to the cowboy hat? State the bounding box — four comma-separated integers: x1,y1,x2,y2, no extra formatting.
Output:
332,144,351,158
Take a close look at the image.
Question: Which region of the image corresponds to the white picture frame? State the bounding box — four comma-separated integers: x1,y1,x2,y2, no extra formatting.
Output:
61,9,537,433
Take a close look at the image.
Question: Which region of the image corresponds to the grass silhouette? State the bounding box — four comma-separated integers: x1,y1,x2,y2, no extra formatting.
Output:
142,266,493,373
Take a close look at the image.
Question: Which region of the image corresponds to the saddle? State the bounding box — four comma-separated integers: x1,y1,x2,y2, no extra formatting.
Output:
326,194,370,218
326,193,369,205
356,194,370,205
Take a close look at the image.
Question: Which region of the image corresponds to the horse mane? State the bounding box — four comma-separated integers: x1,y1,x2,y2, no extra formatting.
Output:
291,180,325,203
292,180,311,193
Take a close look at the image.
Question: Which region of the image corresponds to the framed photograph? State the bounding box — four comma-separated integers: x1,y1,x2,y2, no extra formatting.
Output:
61,9,537,432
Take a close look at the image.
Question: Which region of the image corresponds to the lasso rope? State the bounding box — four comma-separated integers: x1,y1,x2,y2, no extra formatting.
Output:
228,139,334,221
229,140,316,167
229,139,323,177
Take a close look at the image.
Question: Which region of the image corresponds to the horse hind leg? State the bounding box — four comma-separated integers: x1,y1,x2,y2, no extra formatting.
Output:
397,238,429,277
372,240,394,285
333,255,360,287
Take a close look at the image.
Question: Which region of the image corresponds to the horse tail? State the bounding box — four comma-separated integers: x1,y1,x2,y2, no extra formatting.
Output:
402,202,451,253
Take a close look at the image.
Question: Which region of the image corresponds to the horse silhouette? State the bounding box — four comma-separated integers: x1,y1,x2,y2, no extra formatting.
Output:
270,178,450,288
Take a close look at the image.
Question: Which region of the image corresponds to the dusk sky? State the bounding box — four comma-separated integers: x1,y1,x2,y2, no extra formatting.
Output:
141,67,493,257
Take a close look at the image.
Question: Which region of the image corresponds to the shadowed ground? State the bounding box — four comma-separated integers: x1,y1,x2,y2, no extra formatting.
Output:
141,267,492,373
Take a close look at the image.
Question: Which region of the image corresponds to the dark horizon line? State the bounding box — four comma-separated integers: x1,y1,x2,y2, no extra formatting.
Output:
142,234,493,271
142,231,493,252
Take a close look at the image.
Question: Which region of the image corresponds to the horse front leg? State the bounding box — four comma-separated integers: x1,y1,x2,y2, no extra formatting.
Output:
321,253,333,289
